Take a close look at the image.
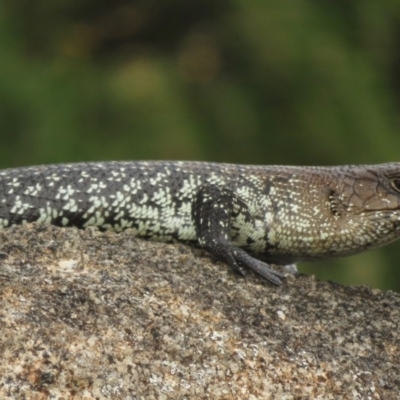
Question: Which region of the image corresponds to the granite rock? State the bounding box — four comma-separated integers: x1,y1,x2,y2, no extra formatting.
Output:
0,223,399,399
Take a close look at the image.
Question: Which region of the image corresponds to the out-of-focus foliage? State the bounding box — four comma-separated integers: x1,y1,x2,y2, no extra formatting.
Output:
1,0,400,289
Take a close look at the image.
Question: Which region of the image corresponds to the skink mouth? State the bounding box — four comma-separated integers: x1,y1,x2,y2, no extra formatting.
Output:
363,192,400,211
360,210,400,222
361,208,400,213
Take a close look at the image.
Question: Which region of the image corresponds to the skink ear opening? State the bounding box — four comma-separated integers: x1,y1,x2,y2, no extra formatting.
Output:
328,189,341,217
390,179,400,193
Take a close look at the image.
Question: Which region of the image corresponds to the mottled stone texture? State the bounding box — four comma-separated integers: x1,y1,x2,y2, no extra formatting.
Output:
0,223,399,399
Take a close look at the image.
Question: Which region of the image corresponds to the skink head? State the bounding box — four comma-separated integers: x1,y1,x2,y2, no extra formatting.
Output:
332,163,400,249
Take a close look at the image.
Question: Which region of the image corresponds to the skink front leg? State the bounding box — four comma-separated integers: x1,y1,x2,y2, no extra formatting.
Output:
192,184,285,286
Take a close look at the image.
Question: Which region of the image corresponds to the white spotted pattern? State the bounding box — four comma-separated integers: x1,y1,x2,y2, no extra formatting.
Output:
0,161,399,267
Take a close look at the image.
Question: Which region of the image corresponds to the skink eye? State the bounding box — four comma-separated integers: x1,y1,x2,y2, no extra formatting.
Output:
390,179,400,192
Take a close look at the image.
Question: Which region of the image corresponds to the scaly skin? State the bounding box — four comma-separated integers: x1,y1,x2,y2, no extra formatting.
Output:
1,161,400,285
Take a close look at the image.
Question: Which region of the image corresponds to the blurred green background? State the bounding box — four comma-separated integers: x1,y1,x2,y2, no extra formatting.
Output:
1,1,400,290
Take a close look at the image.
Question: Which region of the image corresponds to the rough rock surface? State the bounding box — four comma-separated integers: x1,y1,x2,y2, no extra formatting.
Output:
0,223,399,399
